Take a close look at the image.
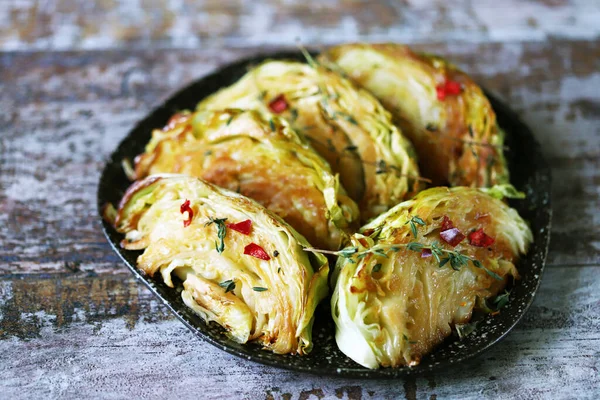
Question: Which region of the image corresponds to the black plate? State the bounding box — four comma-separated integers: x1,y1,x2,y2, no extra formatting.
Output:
97,51,552,378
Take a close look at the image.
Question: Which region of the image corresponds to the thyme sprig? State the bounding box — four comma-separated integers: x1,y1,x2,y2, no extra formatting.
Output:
304,241,501,280
218,279,236,293
205,217,228,254
405,215,426,238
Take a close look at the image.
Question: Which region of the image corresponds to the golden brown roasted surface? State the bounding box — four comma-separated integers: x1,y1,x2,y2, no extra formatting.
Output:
331,187,532,368
197,59,421,221
133,109,359,250
321,43,509,187
113,175,329,355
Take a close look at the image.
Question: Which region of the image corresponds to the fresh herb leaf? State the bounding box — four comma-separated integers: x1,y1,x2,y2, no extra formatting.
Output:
412,216,426,226
493,290,511,310
252,287,268,292
218,279,236,293
456,321,478,339
406,242,424,252
338,247,358,258
484,268,503,281
205,217,228,254
405,215,426,238
372,263,382,273
372,249,389,258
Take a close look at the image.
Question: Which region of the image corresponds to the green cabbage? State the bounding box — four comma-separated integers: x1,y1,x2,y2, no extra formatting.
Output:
133,109,359,250
197,60,421,221
320,43,509,188
114,174,329,355
331,186,532,368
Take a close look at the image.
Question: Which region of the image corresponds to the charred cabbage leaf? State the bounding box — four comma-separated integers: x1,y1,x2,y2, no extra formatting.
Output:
114,175,329,355
321,43,509,188
133,109,359,250
330,186,532,368
197,60,421,221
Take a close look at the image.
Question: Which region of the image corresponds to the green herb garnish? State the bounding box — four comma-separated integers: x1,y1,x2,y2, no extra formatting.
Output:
218,279,236,293
304,240,501,281
205,217,228,254
405,215,426,238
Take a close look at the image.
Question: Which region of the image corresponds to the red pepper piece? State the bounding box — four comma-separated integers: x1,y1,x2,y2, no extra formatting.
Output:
436,80,462,101
440,228,466,247
227,219,252,235
268,94,288,114
180,199,193,227
468,228,495,247
440,215,455,232
439,215,465,246
244,243,271,260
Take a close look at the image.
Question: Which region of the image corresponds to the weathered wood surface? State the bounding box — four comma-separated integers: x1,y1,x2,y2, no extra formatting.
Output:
1,0,600,396
1,266,599,399
1,0,600,51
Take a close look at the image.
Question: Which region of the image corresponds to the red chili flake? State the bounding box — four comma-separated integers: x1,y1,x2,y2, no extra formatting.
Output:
436,80,462,101
468,228,495,247
440,215,455,232
227,219,252,235
421,248,432,258
268,94,288,114
440,228,466,247
439,216,465,246
180,199,193,227
244,243,271,260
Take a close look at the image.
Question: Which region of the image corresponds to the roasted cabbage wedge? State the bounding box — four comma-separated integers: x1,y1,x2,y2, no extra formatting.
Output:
133,109,359,250
197,60,421,221
113,174,329,355
330,186,532,368
321,43,509,187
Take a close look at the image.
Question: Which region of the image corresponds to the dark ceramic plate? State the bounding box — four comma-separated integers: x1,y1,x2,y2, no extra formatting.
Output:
97,51,552,378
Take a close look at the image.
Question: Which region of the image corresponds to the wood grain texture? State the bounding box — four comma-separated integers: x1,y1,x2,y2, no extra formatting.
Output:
1,0,599,51
1,266,599,399
1,40,598,275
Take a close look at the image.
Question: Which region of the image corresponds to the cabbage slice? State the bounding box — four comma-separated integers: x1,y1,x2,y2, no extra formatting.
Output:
331,186,532,368
321,43,509,188
114,175,329,355
197,60,421,221
133,109,359,250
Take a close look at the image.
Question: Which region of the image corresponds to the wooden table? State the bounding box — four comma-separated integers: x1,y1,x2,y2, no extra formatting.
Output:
1,1,599,398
